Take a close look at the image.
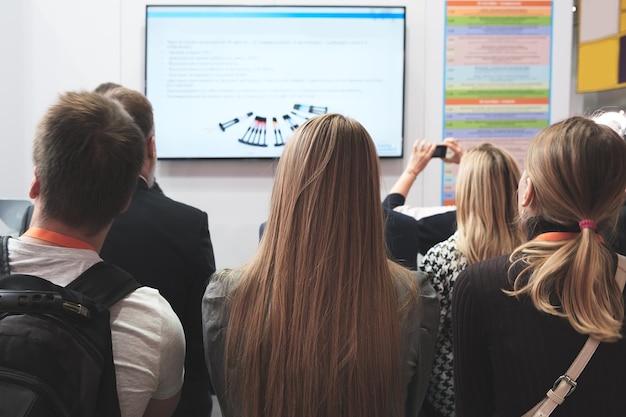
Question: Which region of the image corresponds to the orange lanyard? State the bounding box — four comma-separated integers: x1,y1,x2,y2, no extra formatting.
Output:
535,231,605,244
22,227,96,251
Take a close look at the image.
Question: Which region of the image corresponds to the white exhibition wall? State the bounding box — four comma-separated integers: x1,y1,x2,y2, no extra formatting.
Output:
0,0,573,269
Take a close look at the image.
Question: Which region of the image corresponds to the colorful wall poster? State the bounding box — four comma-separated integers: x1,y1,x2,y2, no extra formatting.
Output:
443,0,553,205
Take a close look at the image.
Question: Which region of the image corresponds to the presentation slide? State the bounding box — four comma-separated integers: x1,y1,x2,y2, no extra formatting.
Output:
145,6,406,159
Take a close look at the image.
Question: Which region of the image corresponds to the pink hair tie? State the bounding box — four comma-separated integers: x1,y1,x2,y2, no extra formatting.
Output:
579,219,597,231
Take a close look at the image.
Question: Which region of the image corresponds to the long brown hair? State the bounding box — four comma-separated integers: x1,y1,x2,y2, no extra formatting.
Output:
456,143,524,264
225,114,415,417
509,116,626,342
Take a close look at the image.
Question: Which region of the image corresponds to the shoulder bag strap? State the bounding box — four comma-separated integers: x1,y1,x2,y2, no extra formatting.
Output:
523,254,626,417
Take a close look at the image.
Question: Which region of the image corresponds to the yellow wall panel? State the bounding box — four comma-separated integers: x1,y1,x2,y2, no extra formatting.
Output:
578,38,620,92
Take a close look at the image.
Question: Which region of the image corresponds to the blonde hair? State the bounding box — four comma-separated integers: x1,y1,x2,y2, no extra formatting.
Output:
225,114,416,417
509,116,626,342
456,143,524,264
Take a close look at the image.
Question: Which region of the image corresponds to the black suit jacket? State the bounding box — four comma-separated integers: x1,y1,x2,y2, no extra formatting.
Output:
383,193,457,270
100,179,216,417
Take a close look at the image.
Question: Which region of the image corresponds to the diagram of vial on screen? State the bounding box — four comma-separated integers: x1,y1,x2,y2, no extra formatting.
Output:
238,116,268,147
289,104,328,124
282,103,328,131
272,117,285,146
218,112,254,131
217,103,328,147
293,104,327,115
282,114,299,132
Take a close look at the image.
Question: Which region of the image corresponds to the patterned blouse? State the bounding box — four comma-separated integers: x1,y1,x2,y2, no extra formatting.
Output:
420,232,467,417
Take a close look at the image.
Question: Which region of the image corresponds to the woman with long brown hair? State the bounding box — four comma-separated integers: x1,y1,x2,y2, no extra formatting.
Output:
453,116,626,416
202,113,439,417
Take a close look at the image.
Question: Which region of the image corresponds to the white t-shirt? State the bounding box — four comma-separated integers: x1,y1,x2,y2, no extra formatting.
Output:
393,205,457,220
6,238,186,417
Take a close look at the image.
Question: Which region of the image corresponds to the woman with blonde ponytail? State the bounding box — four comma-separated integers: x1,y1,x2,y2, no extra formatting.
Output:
202,113,440,417
453,116,626,417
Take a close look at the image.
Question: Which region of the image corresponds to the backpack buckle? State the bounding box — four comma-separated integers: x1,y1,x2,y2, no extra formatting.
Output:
62,301,90,318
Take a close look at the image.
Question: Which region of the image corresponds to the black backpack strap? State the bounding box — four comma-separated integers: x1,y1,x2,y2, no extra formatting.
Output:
0,236,139,308
0,235,11,276
68,262,141,308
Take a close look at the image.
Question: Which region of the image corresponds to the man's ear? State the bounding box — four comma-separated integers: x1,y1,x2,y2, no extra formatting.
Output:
147,135,157,161
28,168,40,199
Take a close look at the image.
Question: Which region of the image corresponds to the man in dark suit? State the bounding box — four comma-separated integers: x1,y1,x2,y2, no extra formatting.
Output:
99,87,216,417
382,202,457,270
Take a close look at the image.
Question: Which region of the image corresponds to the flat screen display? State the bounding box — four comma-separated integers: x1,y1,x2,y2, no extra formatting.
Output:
145,5,406,159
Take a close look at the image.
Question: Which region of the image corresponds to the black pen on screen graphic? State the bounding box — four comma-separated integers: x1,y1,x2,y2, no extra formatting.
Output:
256,117,267,146
282,114,299,131
238,122,254,145
219,112,253,131
239,116,268,147
290,110,311,121
272,117,285,146
293,104,327,115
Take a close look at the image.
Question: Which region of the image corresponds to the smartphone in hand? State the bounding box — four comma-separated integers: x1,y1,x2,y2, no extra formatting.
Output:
431,145,447,158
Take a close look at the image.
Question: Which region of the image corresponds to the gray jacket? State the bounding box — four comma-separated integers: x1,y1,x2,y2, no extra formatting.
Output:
201,268,439,417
